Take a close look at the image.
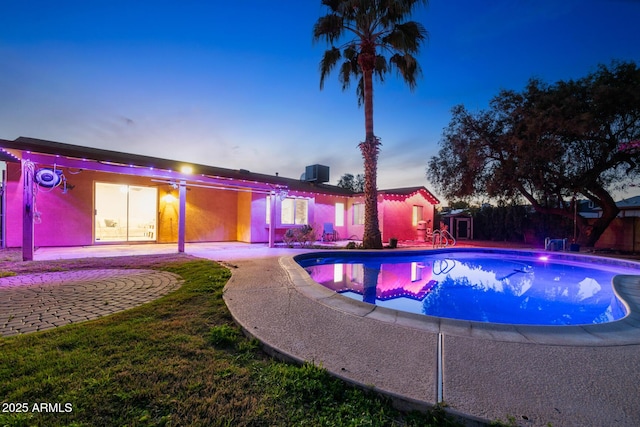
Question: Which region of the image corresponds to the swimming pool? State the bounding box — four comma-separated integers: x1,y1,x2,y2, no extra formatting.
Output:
296,249,640,326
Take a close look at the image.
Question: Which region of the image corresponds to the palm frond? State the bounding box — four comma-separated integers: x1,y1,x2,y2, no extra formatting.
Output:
319,47,342,90
373,54,388,82
383,21,427,53
321,0,344,13
339,45,362,94
343,43,359,61
339,61,354,91
389,53,421,90
380,0,429,27
337,43,361,91
315,0,427,96
313,14,345,44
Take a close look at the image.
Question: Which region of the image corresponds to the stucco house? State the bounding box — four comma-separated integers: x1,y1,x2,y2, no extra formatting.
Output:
0,137,439,259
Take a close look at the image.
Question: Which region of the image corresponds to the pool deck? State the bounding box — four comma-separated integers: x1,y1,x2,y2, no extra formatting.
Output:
222,248,640,427
8,242,640,426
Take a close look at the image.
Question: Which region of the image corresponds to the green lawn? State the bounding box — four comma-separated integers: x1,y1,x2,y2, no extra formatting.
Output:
0,254,460,426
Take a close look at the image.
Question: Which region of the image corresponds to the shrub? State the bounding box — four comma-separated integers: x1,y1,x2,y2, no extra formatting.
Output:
345,241,364,249
283,224,316,248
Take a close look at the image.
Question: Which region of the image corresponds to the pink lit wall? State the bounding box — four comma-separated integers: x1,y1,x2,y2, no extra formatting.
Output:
312,194,350,241
5,162,242,247
236,191,274,243
5,162,25,248
5,162,93,247
380,190,436,242
236,192,352,244
5,158,438,248
346,195,366,241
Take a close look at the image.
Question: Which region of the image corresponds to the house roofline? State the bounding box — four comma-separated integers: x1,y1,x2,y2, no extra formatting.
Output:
1,136,357,196
1,136,441,201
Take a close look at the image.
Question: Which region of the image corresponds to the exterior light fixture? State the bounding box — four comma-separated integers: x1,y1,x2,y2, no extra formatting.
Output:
180,165,193,174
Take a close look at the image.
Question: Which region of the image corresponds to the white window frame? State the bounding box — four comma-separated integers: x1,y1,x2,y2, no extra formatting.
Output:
335,202,345,227
412,205,424,226
281,197,308,225
353,203,364,225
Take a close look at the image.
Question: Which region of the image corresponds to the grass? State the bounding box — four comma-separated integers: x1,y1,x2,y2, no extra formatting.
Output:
0,252,461,427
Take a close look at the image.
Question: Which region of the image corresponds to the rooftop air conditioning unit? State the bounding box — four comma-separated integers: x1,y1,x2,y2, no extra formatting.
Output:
304,164,330,183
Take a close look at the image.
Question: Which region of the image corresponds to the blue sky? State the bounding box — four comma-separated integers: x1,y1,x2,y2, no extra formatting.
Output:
1,0,639,199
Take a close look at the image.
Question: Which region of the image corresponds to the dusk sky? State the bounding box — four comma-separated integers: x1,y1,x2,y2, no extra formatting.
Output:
1,1,639,200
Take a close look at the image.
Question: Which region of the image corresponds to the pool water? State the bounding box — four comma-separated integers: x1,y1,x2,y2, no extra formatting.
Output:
297,250,640,325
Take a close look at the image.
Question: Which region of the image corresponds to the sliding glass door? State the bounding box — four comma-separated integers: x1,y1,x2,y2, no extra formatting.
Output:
94,182,157,242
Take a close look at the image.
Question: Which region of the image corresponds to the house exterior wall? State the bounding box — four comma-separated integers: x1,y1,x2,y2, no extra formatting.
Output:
236,192,354,244
311,193,350,241
5,162,240,247
619,208,640,218
236,191,253,242
380,191,436,242
157,188,179,243
184,186,238,242
265,192,319,242
6,162,94,247
6,163,25,247
3,157,439,248
346,195,366,241
239,191,271,244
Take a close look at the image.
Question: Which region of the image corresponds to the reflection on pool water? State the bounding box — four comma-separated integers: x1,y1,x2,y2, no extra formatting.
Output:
297,250,640,325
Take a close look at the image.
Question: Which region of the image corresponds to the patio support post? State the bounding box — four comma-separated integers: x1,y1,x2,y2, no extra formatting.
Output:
22,161,35,261
178,180,186,253
268,191,276,248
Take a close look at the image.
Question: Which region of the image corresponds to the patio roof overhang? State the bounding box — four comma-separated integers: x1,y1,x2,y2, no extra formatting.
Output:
0,136,357,197
1,137,295,260
1,137,285,193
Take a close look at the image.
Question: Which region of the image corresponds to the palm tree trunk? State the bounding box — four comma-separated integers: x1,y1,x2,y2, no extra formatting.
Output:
359,48,383,249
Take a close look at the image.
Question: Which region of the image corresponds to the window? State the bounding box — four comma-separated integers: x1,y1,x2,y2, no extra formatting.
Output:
94,182,157,242
353,203,364,225
335,202,345,227
281,198,308,225
412,205,423,226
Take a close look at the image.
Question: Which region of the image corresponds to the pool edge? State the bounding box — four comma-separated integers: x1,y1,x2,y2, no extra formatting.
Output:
284,250,640,346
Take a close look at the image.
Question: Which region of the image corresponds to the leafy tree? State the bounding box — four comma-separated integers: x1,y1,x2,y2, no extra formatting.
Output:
428,61,640,247
314,0,428,248
337,172,365,192
447,200,471,210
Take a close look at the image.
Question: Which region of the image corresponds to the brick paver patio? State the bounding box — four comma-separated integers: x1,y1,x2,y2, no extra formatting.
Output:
0,269,183,336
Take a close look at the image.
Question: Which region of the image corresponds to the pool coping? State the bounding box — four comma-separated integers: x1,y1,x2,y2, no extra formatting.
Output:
285,248,640,346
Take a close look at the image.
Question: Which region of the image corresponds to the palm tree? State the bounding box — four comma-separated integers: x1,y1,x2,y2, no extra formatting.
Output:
313,0,428,249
